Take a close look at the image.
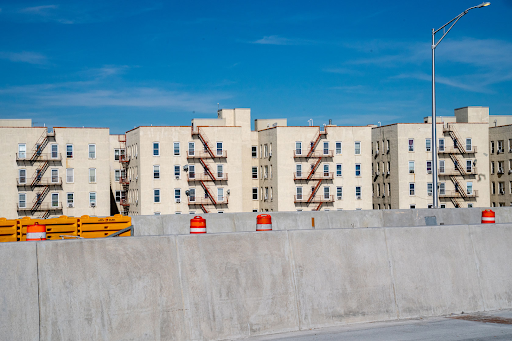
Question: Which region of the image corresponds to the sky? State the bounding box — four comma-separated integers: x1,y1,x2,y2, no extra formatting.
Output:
0,0,511,134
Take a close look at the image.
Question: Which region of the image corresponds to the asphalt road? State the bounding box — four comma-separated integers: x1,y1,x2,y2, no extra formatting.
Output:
243,310,512,341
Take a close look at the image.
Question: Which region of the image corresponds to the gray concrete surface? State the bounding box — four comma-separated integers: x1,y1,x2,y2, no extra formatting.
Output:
245,310,512,341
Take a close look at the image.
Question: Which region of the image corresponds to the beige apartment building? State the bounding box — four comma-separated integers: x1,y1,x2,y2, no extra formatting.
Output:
489,124,512,207
372,107,491,209
0,119,110,219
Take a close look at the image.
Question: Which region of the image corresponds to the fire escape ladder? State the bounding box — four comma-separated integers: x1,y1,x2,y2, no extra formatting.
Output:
450,176,467,198
194,127,216,158
31,161,49,188
201,204,209,213
31,185,50,213
41,211,50,219
199,158,216,181
450,154,466,176
307,180,323,203
307,158,322,180
200,180,217,205
30,131,49,161
446,124,466,154
307,132,322,157
450,197,461,208
315,202,323,211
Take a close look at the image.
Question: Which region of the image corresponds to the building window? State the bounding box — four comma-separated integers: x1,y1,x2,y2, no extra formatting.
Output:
468,203,473,208
498,161,504,173
89,192,96,206
252,187,258,200
88,144,96,159
491,162,495,174
427,183,433,196
336,186,342,200
89,168,96,183
51,193,59,207
336,164,342,177
51,169,59,183
172,142,179,156
323,142,329,155
354,141,361,155
409,183,415,195
252,146,257,158
408,139,414,152
67,193,74,207
499,182,505,195
114,169,120,182
114,149,120,161
65,168,73,183
295,164,302,178
217,164,223,178
439,160,445,173
426,161,432,173
218,188,224,201
175,189,181,203
189,165,195,179
467,182,473,195
153,142,159,156
51,144,58,159
264,166,268,179
440,204,446,208
387,183,391,195
66,144,73,158
264,144,268,157
154,189,160,203
409,161,415,173
466,138,472,152
252,166,258,179
323,186,330,199
355,164,361,176
18,193,26,208
426,139,431,152
18,144,26,159
296,187,303,200
189,188,196,202
154,165,160,179
115,191,121,203
188,142,195,156
438,139,444,152
323,164,329,177
295,142,302,155
19,169,26,184
498,140,504,153
410,204,416,209
174,165,180,179
491,141,495,153
440,182,445,195
216,142,223,156
355,186,361,199
466,160,472,173
336,142,342,154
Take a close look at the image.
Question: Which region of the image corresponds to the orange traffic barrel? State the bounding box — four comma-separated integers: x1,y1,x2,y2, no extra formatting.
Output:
190,216,206,234
256,214,272,231
26,222,46,241
482,209,495,224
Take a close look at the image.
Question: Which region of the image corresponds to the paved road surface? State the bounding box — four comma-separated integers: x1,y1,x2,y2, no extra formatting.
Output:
244,310,512,341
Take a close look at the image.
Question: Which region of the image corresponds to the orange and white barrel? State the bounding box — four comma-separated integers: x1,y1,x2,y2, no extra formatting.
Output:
481,209,495,224
256,214,272,231
190,216,206,234
26,223,46,241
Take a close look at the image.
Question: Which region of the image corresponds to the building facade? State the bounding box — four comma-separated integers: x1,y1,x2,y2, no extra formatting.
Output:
489,124,512,207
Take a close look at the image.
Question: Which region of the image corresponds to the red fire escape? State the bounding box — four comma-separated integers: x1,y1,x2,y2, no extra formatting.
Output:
119,134,130,215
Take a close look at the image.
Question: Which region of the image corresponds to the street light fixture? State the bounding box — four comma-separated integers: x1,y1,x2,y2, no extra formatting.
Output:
431,2,490,208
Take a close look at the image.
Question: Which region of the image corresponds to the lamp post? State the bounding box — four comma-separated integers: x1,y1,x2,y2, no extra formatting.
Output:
431,2,490,208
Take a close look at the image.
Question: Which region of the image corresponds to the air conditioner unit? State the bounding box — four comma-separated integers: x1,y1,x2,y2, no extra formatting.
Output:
356,195,362,200
91,203,96,208
427,170,432,174
409,170,415,174
175,176,180,180
269,152,272,157
499,168,504,174
386,171,390,176
175,198,181,203
68,203,73,208
375,172,379,176
428,193,432,196
136,176,138,181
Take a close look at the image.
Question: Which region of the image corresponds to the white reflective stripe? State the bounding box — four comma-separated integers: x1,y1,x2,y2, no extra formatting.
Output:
190,228,206,232
481,217,495,221
257,224,272,230
26,232,46,239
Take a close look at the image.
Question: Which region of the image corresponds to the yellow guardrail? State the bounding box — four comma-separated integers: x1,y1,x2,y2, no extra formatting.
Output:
0,218,20,242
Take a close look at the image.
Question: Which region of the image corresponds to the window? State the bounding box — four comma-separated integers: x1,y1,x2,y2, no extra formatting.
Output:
377,184,381,196
51,193,59,207
336,164,342,177
19,169,26,184
323,142,329,155
426,161,432,173
355,186,361,199
498,140,504,153
51,169,58,183
252,146,257,158
466,138,472,152
468,203,473,208
115,191,121,203
154,189,160,203
113,169,120,182
336,142,342,154
264,166,268,179
18,144,26,159
296,187,303,200
189,188,196,202
216,142,223,156
491,141,495,154
466,160,472,173
217,164,223,178
438,139,444,152
426,139,431,152
499,182,505,195
189,165,195,179
175,189,181,203
408,139,414,152
410,205,416,209
491,162,495,174
174,165,180,179
409,161,415,174
323,164,329,177
264,187,269,201
51,144,58,159
67,193,74,207
89,168,96,183
296,142,302,155
172,142,180,156
154,165,160,179
336,186,342,200
427,183,433,196
89,192,97,206
387,183,391,196
264,144,268,157
440,204,446,209
66,168,74,183
355,164,361,176
499,161,504,173
88,144,96,159
354,142,361,155
188,142,195,156
409,183,415,195
153,142,159,156
440,182,445,195
296,164,302,178
467,182,473,195
18,193,26,208
323,186,330,199
376,141,380,154
66,144,73,158
252,187,258,200
114,149,120,161
492,182,495,195
439,160,445,173
218,188,224,201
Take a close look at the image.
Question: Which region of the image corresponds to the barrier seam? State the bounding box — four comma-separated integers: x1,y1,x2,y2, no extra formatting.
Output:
285,230,302,331
174,236,190,338
467,225,487,311
383,228,400,319
36,242,41,341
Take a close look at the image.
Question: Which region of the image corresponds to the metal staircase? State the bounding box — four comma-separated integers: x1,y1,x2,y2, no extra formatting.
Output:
199,159,216,181
307,180,323,203
30,161,49,188
31,185,50,214
307,158,322,180
30,131,50,161
200,181,217,205
443,124,466,154
118,134,130,215
192,127,216,158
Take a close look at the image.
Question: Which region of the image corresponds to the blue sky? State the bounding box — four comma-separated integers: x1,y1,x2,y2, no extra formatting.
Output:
0,0,511,133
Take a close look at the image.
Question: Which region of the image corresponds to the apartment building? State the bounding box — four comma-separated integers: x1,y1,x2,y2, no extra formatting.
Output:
372,107,490,209
0,119,110,219
489,124,512,207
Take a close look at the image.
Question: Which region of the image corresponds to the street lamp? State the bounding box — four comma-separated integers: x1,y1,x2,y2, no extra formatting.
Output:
431,2,490,208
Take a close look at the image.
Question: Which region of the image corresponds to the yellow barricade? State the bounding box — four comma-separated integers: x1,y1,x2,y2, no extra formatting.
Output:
19,216,79,241
79,214,132,239
0,218,19,242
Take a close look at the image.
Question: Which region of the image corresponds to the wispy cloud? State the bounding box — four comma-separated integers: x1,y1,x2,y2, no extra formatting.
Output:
250,35,314,46
19,5,58,14
0,51,47,65
323,68,363,76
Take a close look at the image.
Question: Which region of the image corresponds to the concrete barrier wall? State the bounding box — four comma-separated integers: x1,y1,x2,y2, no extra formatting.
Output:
133,207,512,236
3,223,512,340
